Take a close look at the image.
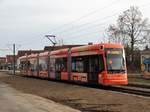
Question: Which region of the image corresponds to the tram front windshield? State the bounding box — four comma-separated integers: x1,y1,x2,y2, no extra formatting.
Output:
106,48,126,73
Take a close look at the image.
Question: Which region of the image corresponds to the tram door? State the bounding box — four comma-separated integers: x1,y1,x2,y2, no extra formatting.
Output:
88,55,99,84
55,58,63,80
49,57,56,79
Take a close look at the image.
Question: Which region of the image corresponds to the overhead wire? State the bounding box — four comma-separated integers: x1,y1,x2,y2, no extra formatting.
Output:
57,1,150,42
49,0,121,33
59,27,105,40
56,11,119,36
40,0,150,46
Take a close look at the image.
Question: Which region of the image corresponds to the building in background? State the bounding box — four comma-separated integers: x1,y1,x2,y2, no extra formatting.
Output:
0,57,6,69
6,55,18,70
17,50,44,57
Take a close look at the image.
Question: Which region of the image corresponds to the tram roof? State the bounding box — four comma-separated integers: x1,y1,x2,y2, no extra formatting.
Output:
20,43,124,57
39,51,49,57
19,55,27,60
50,48,68,55
71,43,123,53
28,53,38,58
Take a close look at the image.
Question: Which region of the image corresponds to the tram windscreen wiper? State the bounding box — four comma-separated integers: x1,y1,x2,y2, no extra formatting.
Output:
116,69,126,73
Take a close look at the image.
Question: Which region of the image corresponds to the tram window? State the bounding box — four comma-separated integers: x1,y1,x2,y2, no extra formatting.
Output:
99,55,104,72
148,64,150,72
50,57,55,71
19,63,22,70
55,59,60,71
39,57,48,71
72,57,81,72
76,61,84,72
84,57,89,72
72,61,76,72
29,59,38,71
24,61,28,69
27,61,30,69
71,57,88,73
55,58,67,72
20,61,25,70
61,58,67,72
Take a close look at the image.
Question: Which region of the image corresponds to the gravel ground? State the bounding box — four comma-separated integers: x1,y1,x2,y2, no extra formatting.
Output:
128,73,150,85
0,72,150,112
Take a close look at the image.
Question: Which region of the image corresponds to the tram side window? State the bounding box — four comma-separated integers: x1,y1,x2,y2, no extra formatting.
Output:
39,58,48,71
30,62,34,71
20,61,25,70
50,57,55,71
148,64,150,72
27,61,31,69
20,62,22,70
72,57,88,73
29,59,38,71
76,60,84,72
72,58,76,72
55,58,67,72
20,61,29,70
62,58,67,72
99,55,104,72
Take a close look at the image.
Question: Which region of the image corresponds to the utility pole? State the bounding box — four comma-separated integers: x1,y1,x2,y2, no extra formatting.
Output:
13,44,15,75
6,43,21,75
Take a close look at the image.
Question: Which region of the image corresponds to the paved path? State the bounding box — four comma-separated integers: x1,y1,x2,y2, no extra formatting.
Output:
0,82,80,112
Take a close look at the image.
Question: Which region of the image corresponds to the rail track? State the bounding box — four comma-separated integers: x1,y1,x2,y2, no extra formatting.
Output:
5,71,150,98
63,81,150,97
128,83,150,89
104,86,150,97
61,81,150,98
24,76,150,97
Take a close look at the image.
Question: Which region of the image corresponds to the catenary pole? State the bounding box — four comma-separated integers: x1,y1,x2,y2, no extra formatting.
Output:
13,44,15,75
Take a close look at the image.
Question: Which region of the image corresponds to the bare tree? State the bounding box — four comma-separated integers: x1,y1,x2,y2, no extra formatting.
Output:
107,6,150,62
107,24,129,45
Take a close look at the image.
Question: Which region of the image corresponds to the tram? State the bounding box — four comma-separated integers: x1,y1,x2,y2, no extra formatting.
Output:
19,43,128,85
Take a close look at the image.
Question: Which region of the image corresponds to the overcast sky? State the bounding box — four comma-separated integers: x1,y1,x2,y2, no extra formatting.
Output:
0,0,150,56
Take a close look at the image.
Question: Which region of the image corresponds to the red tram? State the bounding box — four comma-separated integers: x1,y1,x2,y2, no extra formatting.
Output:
19,43,128,85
